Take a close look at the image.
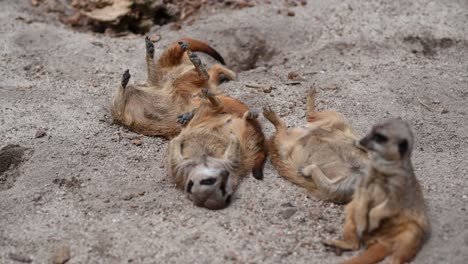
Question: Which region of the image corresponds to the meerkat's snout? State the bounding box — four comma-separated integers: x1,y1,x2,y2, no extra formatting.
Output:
185,166,232,210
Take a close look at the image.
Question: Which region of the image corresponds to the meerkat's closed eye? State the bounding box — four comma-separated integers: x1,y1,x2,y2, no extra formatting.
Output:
373,132,388,143
200,177,217,185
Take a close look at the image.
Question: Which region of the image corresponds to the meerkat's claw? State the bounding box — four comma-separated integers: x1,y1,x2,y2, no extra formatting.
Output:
121,69,131,88
262,106,276,120
177,110,195,125
189,53,202,65
245,110,259,120
178,41,189,50
145,36,154,55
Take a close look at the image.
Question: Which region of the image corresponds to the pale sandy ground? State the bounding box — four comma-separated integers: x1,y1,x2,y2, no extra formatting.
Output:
1,0,467,263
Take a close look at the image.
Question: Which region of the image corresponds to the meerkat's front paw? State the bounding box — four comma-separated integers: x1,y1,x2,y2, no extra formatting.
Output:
178,41,189,50
121,69,131,88
245,110,259,120
177,110,195,125
145,36,154,55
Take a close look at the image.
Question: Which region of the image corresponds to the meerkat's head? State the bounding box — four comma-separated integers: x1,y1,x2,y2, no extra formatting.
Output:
358,118,414,162
181,156,236,210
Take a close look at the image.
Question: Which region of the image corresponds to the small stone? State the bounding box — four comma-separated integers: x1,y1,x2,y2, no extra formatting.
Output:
262,85,273,93
52,245,70,264
224,250,238,261
287,10,295,16
170,23,182,31
122,194,134,201
440,108,449,114
110,134,120,142
35,128,46,138
91,41,103,48
279,208,297,219
8,252,32,263
131,139,142,146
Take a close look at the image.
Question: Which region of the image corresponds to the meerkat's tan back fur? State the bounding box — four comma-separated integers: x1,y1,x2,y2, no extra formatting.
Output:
263,88,369,203
324,118,429,264
168,90,266,210
111,37,237,138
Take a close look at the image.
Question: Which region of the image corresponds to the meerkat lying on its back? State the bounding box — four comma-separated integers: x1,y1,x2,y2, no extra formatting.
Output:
324,118,430,264
263,88,369,203
111,37,236,138
168,89,266,210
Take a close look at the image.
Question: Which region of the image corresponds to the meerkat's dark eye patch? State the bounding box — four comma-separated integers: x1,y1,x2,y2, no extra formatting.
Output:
373,133,388,143
225,195,232,206
398,139,409,156
200,177,217,185
187,180,194,193
220,185,227,196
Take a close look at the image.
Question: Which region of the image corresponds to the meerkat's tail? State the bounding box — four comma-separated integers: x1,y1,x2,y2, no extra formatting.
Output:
179,38,226,65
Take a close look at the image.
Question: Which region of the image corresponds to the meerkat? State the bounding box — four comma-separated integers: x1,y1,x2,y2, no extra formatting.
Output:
167,89,266,210
262,88,369,203
323,118,430,264
110,37,237,138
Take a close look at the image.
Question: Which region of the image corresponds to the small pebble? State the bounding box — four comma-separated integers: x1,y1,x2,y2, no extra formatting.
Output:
8,253,32,263
35,128,46,138
52,245,70,264
131,139,142,146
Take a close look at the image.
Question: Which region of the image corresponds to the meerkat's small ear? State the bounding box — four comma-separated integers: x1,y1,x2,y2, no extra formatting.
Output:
398,139,409,157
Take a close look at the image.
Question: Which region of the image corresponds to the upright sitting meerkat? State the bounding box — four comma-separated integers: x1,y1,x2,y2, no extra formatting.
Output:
323,118,430,264
110,37,237,138
168,89,266,210
262,88,369,203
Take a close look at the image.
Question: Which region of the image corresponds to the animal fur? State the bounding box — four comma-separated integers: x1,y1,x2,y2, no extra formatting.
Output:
167,89,266,210
110,37,236,138
263,88,369,203
323,118,430,264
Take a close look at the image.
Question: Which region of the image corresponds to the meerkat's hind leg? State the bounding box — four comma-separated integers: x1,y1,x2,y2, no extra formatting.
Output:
201,88,222,109
387,225,423,264
188,51,210,79
299,164,353,202
263,106,287,134
145,36,159,86
121,69,131,88
323,206,360,251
